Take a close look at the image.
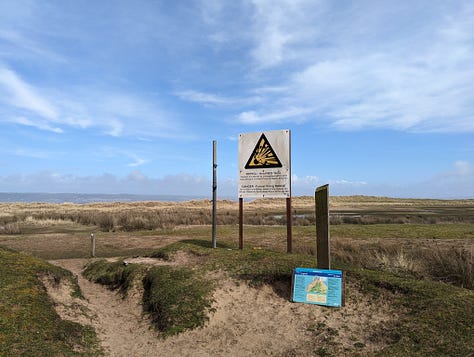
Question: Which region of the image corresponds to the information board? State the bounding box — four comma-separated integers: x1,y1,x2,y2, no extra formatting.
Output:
292,268,343,307
238,130,290,198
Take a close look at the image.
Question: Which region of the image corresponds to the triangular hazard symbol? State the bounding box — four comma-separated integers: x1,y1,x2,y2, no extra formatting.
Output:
245,133,282,169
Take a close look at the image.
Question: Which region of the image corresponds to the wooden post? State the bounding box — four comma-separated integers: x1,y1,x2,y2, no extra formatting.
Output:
286,196,292,253
239,197,243,249
212,140,217,249
315,184,330,269
90,233,96,258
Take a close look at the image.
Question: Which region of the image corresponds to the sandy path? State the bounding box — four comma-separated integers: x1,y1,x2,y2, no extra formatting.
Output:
45,258,401,356
47,258,162,356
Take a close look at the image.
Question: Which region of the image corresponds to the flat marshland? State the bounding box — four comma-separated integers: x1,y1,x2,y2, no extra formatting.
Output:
0,196,473,356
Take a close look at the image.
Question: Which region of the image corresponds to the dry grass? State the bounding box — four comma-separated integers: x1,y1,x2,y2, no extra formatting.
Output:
0,196,473,289
331,239,473,289
2,196,474,234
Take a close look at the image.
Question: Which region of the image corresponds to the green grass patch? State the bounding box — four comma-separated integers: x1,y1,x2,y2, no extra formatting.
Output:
142,266,215,336
147,223,474,242
83,256,215,337
150,240,474,355
330,223,474,240
150,239,314,286
0,247,102,356
81,239,474,354
351,268,474,356
83,260,146,296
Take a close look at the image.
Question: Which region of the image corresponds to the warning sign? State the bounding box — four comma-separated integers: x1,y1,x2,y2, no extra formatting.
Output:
238,130,291,198
245,133,283,169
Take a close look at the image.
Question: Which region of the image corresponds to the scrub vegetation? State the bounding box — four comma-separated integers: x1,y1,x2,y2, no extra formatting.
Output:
83,239,474,356
0,247,102,356
0,196,473,355
1,196,474,233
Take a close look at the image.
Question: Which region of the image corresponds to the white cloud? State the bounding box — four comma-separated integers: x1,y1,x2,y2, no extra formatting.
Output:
237,107,313,124
438,160,474,180
0,29,67,63
128,155,148,167
0,171,213,196
236,1,474,133
11,116,63,133
452,161,473,176
249,0,319,69
0,66,58,119
0,66,182,138
95,147,149,168
1,162,472,198
175,90,236,105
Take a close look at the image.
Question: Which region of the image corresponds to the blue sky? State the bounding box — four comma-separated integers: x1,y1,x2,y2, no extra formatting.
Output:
0,0,473,198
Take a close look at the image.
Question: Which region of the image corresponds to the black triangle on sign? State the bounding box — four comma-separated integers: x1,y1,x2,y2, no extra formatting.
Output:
245,133,283,169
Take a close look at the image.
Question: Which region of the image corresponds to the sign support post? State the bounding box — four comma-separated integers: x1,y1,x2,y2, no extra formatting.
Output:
239,197,244,249
286,197,292,253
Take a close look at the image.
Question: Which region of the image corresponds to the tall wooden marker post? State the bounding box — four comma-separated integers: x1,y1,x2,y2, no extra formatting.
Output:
212,140,217,249
238,130,292,252
315,184,330,269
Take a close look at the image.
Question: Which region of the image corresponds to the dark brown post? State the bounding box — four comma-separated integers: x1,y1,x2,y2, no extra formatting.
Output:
239,197,243,249
315,184,330,269
286,196,292,253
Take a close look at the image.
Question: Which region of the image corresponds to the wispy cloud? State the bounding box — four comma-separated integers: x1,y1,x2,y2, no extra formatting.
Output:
175,90,237,106
0,65,183,138
96,146,149,169
10,147,53,159
127,154,148,167
11,116,62,134
0,29,67,63
249,0,320,69
237,107,313,124
0,66,58,119
233,1,474,133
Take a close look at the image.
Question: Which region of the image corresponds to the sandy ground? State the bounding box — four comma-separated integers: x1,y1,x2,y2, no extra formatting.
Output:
42,257,402,357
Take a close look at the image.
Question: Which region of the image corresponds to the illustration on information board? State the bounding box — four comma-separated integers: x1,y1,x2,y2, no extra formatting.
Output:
306,276,328,303
245,133,282,169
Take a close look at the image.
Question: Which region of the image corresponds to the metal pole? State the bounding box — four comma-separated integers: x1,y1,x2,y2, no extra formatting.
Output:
212,140,217,249
286,129,292,253
239,197,243,249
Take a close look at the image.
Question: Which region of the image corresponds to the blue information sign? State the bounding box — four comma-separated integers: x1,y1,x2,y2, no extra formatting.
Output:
292,268,343,307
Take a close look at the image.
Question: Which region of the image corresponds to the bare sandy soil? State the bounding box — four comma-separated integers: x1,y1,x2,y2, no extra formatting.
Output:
44,257,401,356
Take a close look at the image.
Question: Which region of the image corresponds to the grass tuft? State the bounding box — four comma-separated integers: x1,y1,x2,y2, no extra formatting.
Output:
83,260,146,295
142,266,215,336
0,247,102,356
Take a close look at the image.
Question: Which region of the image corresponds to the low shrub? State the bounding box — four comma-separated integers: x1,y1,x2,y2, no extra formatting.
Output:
0,247,101,355
83,260,145,295
421,247,473,289
332,240,473,290
142,266,215,336
0,222,21,234
96,213,115,231
83,259,215,337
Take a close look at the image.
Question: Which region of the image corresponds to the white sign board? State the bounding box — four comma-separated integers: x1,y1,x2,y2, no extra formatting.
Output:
238,129,291,198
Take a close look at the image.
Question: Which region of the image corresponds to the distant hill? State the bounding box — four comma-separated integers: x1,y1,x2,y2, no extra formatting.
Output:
0,192,210,204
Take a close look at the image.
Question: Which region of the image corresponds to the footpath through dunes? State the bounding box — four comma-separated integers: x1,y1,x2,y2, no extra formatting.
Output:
45,256,402,357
